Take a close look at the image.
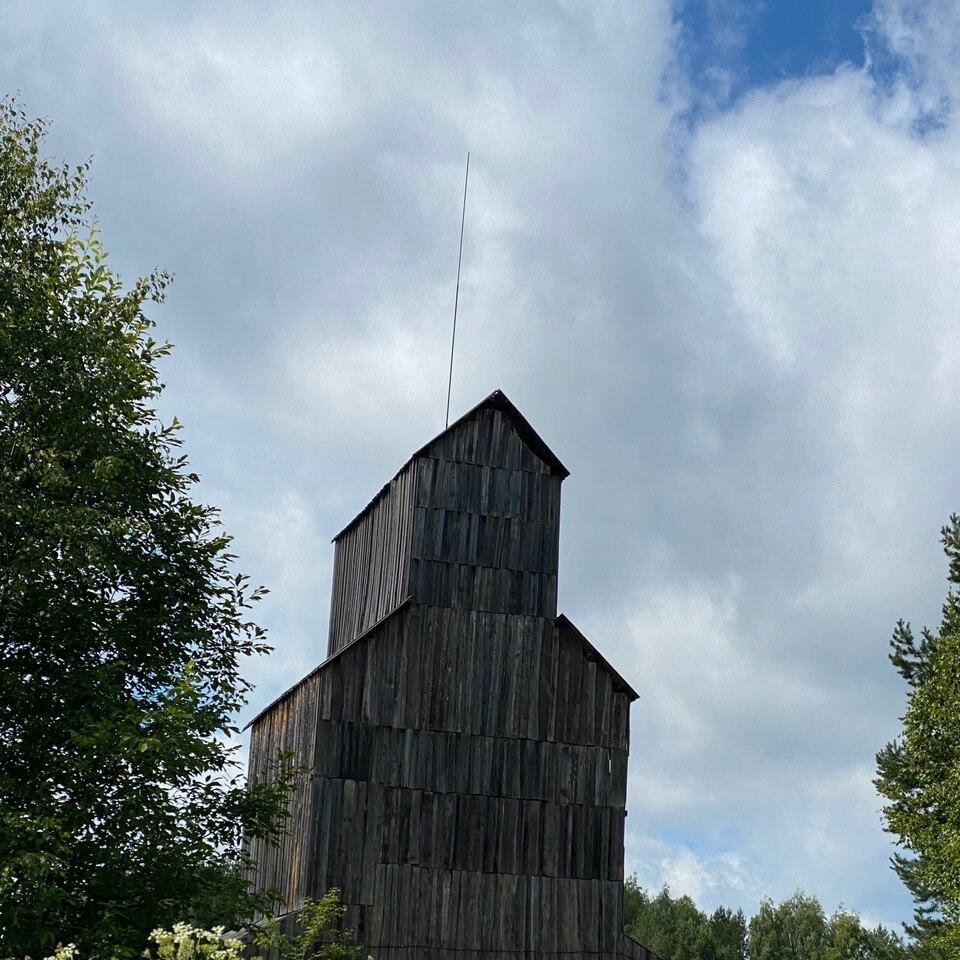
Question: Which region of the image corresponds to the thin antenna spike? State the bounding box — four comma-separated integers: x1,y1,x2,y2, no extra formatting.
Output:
445,151,470,427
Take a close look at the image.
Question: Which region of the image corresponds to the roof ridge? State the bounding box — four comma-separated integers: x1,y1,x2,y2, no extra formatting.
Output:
331,389,568,542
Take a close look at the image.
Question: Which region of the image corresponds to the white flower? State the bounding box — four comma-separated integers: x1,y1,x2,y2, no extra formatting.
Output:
43,945,78,960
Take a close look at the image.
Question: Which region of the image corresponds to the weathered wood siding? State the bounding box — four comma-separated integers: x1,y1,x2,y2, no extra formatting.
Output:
246,671,321,908
247,395,657,959
423,404,555,475
307,779,624,889
313,606,630,751
410,406,561,621
248,610,637,953
311,719,628,807
355,867,627,954
327,463,416,656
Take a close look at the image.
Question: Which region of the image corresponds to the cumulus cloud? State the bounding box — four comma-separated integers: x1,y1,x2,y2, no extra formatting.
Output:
866,0,960,124
610,0,960,922
6,0,960,931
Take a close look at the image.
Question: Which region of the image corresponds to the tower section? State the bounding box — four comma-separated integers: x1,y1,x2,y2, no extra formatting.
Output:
247,391,657,959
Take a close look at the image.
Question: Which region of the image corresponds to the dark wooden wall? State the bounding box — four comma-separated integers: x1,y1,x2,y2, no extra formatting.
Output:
328,405,561,656
410,406,561,621
246,671,320,909
248,399,658,959
309,606,630,749
327,464,416,656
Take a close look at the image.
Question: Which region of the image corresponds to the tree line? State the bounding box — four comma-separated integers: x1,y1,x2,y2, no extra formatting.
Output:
1,98,960,958
624,882,905,960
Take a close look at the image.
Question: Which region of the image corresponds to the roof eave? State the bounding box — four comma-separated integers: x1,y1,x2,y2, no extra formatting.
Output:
243,597,413,730
555,613,640,701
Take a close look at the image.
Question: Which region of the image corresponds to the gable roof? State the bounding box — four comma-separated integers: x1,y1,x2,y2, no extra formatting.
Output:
556,614,640,701
332,389,569,542
244,596,413,730
245,601,637,731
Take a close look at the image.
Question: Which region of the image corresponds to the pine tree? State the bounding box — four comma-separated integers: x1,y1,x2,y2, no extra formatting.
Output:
876,514,960,957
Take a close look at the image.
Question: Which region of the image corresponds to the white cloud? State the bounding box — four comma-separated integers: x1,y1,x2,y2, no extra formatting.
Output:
8,0,960,933
627,837,761,911
609,0,960,925
866,0,960,123
106,13,350,182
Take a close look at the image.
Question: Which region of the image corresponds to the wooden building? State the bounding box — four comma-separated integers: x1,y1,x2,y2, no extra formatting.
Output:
246,390,660,959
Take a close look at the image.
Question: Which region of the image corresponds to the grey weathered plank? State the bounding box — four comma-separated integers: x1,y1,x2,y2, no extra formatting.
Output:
246,393,656,959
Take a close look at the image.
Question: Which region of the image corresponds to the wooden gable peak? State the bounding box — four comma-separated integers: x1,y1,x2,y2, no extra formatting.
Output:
332,388,569,542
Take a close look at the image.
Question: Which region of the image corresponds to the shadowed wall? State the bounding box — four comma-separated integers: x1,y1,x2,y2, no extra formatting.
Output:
247,392,658,959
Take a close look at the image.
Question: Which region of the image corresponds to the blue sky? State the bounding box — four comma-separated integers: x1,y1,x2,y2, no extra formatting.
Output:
681,0,872,101
5,0,960,935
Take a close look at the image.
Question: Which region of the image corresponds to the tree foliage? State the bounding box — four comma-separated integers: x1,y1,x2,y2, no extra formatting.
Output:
748,893,829,960
624,879,747,960
0,99,289,956
625,882,904,960
749,892,904,960
252,889,373,960
876,515,960,957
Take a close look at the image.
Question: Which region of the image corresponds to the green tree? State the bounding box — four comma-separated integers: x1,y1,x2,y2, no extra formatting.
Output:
623,882,704,960
749,892,830,960
0,100,289,956
623,879,746,960
708,906,748,960
827,909,907,960
747,892,905,960
876,515,960,957
252,889,372,960
625,881,904,960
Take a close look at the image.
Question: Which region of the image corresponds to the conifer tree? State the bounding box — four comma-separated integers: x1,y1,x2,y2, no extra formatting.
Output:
876,514,960,957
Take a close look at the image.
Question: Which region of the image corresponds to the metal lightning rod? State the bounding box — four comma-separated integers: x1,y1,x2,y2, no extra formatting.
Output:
445,152,470,428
